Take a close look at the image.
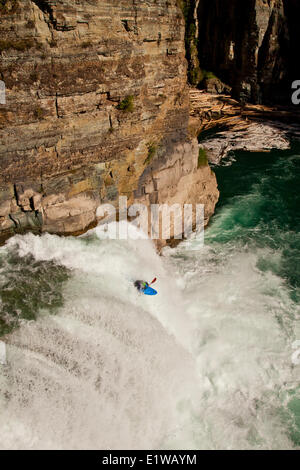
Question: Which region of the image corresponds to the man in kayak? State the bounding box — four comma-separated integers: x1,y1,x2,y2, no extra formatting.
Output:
134,277,156,293
134,280,149,293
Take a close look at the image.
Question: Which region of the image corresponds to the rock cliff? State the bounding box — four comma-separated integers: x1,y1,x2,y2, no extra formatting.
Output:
0,0,219,242
183,0,300,104
189,89,300,163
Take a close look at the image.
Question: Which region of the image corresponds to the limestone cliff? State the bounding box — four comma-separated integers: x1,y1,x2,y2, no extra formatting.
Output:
0,0,219,242
183,0,300,104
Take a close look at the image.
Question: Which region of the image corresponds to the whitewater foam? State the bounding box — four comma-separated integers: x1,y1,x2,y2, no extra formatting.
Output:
0,227,298,449
2,144,300,450
0,231,198,449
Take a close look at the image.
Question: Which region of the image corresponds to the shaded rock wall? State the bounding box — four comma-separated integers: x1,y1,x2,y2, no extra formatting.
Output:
187,0,299,104
0,0,219,241
283,0,300,86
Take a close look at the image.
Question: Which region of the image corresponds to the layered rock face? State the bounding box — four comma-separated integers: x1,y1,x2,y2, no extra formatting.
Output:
0,0,219,241
188,0,299,104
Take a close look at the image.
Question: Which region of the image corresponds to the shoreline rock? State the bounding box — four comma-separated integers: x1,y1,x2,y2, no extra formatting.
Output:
200,121,291,165
189,89,300,164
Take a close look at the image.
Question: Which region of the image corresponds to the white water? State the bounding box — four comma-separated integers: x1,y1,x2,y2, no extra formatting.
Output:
0,227,299,449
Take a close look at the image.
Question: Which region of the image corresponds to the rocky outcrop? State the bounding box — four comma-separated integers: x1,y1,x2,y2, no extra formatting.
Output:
200,122,291,164
184,0,300,105
0,0,219,242
134,139,218,243
189,88,300,163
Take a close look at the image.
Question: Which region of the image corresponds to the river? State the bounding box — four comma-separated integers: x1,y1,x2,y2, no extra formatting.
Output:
0,145,299,449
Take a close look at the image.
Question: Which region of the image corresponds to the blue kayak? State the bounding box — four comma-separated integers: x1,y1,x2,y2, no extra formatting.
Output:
143,286,157,296
134,280,158,296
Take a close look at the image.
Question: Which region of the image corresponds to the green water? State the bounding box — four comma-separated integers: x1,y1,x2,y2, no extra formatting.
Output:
206,144,300,447
208,143,300,303
0,143,299,449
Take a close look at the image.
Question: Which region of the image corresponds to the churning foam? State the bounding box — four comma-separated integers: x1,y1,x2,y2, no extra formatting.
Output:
0,225,299,449
0,230,197,449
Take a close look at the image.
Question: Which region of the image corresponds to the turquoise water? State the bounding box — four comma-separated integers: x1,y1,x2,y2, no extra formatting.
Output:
208,144,300,303
211,145,300,447
0,146,299,449
195,145,300,447
165,144,300,448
